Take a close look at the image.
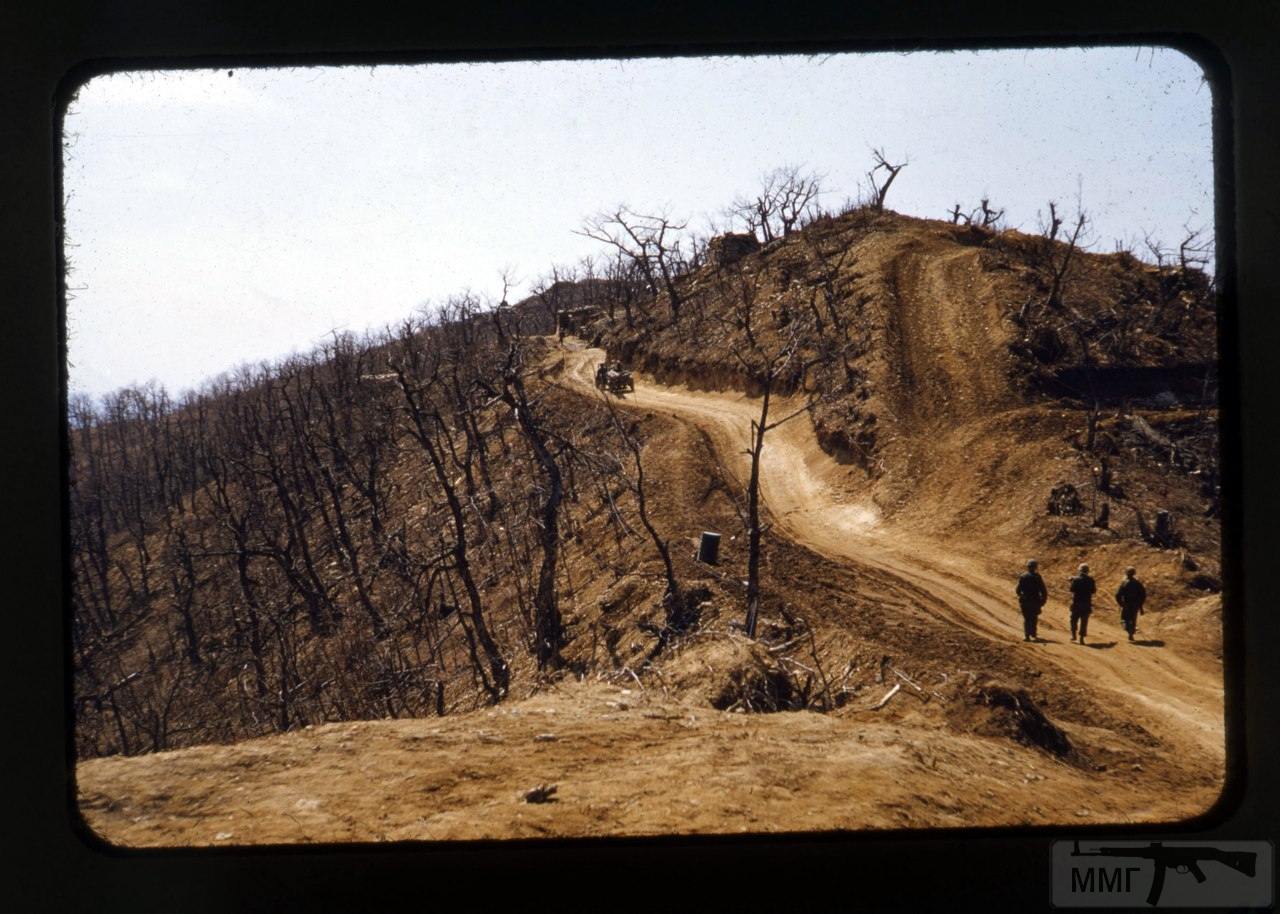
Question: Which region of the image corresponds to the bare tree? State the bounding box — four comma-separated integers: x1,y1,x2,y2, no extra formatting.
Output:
391,321,510,702
949,198,1004,229
248,367,344,637
729,165,823,243
1177,223,1213,276
285,342,390,640
1019,198,1093,324
483,339,567,671
577,207,689,323
162,516,203,667
596,395,687,651
977,198,1004,228
601,251,646,328
1142,230,1170,270
865,148,908,212
802,230,859,336
530,264,579,340
714,271,819,638
1043,200,1090,310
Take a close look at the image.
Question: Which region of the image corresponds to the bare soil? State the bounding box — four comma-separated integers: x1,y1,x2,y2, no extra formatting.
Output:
77,336,1225,846
76,677,1208,846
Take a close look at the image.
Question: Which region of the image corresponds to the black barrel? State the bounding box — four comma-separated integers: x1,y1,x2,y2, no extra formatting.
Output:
697,531,721,565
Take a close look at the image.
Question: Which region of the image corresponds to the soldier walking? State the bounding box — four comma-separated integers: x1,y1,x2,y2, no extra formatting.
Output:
1115,566,1147,642
1016,559,1048,642
1068,563,1096,644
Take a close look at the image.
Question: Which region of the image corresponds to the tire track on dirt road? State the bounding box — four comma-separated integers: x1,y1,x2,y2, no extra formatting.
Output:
559,341,1224,778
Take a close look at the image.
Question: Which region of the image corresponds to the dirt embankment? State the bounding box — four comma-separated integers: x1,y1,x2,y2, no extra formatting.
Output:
78,338,1225,847
77,676,1213,846
559,344,1223,766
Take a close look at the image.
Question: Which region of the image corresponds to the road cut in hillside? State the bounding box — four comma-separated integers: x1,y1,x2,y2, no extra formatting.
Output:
74,339,1226,847
561,342,1224,782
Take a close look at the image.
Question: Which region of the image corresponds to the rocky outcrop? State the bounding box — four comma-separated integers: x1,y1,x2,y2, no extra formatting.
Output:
707,232,760,267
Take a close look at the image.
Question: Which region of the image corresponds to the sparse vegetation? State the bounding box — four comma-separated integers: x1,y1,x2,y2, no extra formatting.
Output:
864,148,908,212
727,164,824,243
72,170,1224,844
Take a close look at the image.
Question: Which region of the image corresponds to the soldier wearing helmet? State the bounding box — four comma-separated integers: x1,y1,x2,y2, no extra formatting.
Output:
1115,567,1147,642
1068,562,1096,644
1016,559,1048,642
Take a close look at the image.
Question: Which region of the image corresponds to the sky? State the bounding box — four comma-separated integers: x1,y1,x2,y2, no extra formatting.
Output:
62,47,1213,400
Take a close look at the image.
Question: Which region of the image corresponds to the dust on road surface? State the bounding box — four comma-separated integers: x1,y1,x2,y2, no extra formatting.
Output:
561,342,1223,772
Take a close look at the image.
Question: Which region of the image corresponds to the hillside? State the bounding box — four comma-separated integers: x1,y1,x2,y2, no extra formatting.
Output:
73,206,1224,845
589,209,1219,583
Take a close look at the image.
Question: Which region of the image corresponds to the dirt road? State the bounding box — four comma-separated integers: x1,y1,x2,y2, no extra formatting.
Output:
561,342,1224,780
74,342,1227,848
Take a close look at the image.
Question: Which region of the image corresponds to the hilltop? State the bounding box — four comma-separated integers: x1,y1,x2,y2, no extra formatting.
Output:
588,208,1219,582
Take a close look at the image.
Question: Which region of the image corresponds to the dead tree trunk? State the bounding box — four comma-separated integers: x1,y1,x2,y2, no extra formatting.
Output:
744,388,770,638
393,364,509,702
867,149,907,212
1044,202,1089,310
497,354,566,670
601,400,685,645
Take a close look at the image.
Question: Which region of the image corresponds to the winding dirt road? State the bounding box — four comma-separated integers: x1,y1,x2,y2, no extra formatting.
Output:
72,333,1227,849
561,341,1224,781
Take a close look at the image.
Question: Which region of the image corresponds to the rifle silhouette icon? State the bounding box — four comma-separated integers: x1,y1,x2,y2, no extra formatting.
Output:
1071,840,1257,906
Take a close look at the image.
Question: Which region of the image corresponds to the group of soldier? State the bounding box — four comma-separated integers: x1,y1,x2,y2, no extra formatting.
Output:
1015,560,1148,645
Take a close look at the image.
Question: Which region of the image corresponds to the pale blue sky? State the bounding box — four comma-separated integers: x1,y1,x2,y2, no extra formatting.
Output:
63,47,1213,399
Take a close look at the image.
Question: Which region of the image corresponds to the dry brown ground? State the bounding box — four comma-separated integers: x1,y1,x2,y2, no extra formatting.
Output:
78,335,1225,847
558,345,1223,777
78,677,1213,846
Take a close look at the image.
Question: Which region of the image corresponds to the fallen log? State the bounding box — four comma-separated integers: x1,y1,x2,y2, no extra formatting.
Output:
890,666,931,703
870,683,901,710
